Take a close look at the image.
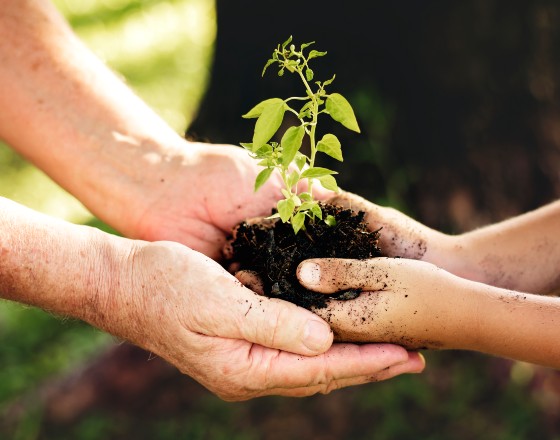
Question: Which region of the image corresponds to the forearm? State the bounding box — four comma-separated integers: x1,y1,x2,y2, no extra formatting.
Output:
0,1,188,236
428,201,560,294
0,196,131,328
452,277,560,367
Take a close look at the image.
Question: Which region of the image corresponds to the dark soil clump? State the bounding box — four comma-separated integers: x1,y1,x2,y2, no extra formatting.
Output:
227,203,382,310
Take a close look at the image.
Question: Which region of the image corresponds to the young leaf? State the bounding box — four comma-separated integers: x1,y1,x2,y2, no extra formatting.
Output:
253,98,286,150
257,158,274,167
240,142,253,150
326,93,361,133
294,152,307,171
324,214,337,227
305,68,314,81
254,167,273,192
310,202,323,219
277,198,295,223
323,74,336,88
299,201,318,211
292,211,306,234
287,170,300,188
290,194,302,206
299,191,312,201
281,35,293,50
262,58,276,76
300,41,315,51
301,167,338,178
308,50,327,59
280,125,305,166
298,100,313,119
243,98,283,119
281,188,292,199
317,133,343,161
318,174,339,192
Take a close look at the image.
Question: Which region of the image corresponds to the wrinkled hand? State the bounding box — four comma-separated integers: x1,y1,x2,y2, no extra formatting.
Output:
104,240,425,400
133,142,332,260
297,257,475,351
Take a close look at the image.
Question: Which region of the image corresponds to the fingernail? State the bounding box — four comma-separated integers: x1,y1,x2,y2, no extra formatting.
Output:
417,352,426,370
303,319,331,352
298,262,321,286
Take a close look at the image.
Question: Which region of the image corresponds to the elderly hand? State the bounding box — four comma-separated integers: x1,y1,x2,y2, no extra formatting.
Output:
97,240,426,400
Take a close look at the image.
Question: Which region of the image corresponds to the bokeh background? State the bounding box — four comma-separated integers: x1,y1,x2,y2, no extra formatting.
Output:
2,0,560,438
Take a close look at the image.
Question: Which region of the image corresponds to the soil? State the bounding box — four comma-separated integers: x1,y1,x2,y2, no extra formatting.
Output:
226,203,382,310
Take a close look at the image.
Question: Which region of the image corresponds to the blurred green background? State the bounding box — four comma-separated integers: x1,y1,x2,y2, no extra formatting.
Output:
2,1,560,439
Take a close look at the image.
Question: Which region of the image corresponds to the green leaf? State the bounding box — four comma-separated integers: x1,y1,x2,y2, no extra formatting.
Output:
300,41,315,50
240,142,253,150
281,35,293,50
298,101,313,119
242,98,283,119
281,188,291,199
299,201,318,212
324,214,337,227
305,68,314,81
308,50,327,59
290,194,302,206
280,125,305,166
326,93,361,133
301,167,338,179
294,152,307,171
253,144,273,158
317,133,343,162
292,211,306,234
277,198,295,223
323,74,336,87
262,58,276,76
257,158,274,167
253,99,286,150
310,203,323,220
318,174,339,192
287,170,300,188
299,192,312,201
254,168,273,192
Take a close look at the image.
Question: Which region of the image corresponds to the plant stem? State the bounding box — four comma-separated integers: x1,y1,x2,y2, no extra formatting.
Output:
297,68,319,198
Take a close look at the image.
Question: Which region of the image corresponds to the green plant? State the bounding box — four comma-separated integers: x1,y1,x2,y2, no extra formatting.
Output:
241,36,361,233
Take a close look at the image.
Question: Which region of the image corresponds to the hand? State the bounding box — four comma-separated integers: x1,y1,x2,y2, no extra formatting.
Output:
99,240,425,400
297,257,475,350
133,142,333,260
326,192,449,260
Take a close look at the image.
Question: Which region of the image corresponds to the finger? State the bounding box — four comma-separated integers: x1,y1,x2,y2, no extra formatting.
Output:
327,191,429,259
203,274,334,357
235,270,265,295
263,351,426,398
297,257,402,293
248,343,422,398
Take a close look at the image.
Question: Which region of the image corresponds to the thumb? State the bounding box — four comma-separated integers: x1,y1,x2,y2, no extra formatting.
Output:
297,258,397,293
221,282,334,356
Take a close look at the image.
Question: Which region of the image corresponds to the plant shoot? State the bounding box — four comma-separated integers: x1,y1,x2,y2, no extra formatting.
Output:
241,36,360,233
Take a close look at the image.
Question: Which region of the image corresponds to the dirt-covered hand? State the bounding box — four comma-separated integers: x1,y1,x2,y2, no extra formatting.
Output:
297,257,476,350
100,241,424,400
327,192,448,260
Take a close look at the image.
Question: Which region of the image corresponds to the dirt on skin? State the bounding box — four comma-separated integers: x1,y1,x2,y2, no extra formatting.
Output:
226,203,382,310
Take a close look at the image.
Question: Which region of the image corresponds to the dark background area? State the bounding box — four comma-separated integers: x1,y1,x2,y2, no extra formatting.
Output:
4,1,560,438
191,0,560,234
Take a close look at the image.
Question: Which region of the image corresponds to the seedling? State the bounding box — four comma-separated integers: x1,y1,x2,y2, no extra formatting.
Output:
241,36,361,234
